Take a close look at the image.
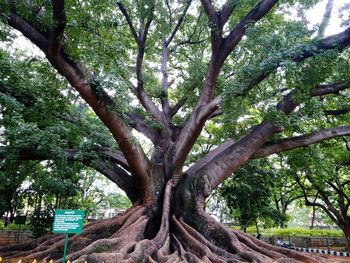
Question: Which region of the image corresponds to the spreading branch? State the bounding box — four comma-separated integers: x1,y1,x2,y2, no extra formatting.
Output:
219,0,278,65
166,0,192,47
6,6,155,204
236,30,350,97
253,126,350,158
117,2,139,43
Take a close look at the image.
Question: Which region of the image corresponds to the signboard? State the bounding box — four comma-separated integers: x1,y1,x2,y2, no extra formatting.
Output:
52,210,84,234
15,216,26,225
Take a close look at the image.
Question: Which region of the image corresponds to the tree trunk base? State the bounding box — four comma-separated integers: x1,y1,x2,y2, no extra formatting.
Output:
0,205,325,263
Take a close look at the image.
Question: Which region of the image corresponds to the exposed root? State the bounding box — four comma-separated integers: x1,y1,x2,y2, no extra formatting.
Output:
0,202,326,263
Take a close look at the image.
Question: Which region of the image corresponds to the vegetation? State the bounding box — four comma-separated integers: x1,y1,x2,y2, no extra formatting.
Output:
246,227,344,238
0,0,350,262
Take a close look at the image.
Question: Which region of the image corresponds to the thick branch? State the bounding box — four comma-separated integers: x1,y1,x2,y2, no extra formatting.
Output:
312,79,350,96
172,97,221,183
7,12,49,52
5,10,155,204
325,108,350,116
49,0,66,56
220,0,278,65
90,160,139,203
237,31,350,97
253,126,350,158
219,1,237,26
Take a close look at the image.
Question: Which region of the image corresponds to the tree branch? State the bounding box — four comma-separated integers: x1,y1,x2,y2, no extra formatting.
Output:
312,79,350,96
324,108,350,116
253,126,350,158
49,0,66,56
220,0,278,65
169,96,188,118
295,175,341,226
166,0,192,47
7,12,49,52
236,31,350,97
5,8,155,204
117,2,139,44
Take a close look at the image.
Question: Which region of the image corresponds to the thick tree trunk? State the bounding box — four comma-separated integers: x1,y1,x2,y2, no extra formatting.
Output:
0,179,325,263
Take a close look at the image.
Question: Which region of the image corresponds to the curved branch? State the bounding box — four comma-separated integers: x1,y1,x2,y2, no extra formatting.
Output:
253,126,350,158
220,0,278,65
236,31,350,97
89,160,139,203
7,12,49,52
5,9,155,204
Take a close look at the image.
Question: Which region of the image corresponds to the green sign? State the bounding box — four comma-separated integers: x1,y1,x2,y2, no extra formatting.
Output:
52,210,84,234
15,216,26,225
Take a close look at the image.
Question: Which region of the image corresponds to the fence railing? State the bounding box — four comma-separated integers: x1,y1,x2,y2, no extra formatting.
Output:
261,235,350,251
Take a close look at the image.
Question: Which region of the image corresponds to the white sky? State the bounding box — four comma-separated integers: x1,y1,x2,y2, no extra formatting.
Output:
307,0,349,36
4,0,349,57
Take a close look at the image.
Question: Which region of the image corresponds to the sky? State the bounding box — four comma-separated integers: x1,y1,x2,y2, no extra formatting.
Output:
307,0,349,36
5,0,350,57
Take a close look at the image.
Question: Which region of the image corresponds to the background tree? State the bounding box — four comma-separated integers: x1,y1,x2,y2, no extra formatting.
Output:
1,0,350,262
219,159,280,234
288,140,350,238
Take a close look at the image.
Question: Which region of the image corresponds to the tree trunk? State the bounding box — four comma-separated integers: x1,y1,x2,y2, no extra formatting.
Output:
310,206,316,230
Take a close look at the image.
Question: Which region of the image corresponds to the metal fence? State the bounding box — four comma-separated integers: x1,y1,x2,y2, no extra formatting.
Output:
261,236,350,251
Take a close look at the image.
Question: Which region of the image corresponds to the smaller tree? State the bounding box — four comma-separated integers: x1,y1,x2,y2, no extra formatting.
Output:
219,159,279,233
288,142,350,238
272,156,304,228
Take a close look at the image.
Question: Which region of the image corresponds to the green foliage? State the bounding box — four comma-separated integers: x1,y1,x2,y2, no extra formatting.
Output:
28,206,55,238
219,159,280,230
248,227,344,238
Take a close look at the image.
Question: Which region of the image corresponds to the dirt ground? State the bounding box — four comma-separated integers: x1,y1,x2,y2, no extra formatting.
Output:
322,255,350,263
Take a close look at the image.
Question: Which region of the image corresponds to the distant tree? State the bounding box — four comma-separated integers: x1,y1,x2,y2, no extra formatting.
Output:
219,160,280,234
272,156,304,228
288,140,350,238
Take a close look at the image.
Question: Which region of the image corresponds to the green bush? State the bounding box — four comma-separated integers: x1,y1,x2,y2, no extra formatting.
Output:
0,220,30,231
246,227,344,237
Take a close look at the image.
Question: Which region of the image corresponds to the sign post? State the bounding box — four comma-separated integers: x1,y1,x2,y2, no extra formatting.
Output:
14,216,26,244
52,210,84,263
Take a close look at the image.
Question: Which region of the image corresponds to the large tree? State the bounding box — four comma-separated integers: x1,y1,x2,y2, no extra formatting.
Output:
1,0,350,262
